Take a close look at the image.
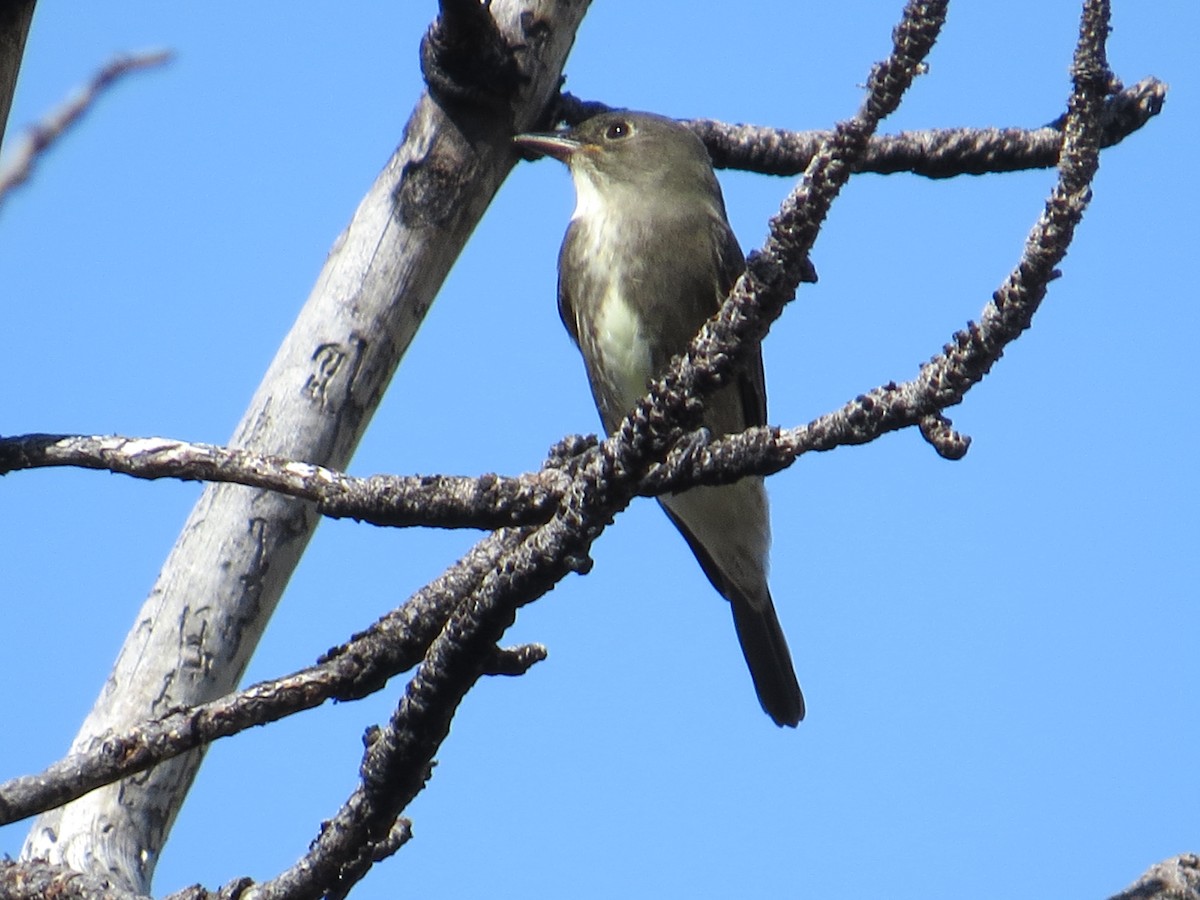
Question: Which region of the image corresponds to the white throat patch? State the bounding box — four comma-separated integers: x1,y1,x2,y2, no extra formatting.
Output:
569,169,608,223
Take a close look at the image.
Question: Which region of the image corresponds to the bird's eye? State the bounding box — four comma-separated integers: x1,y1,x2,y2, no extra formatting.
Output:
605,121,632,140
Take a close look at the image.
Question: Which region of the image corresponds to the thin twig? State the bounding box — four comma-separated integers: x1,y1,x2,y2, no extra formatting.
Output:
0,0,948,833
0,3,1161,898
557,76,1165,179
694,76,1161,177
643,0,1116,487
0,525,533,826
0,433,566,529
0,51,173,210
251,6,949,899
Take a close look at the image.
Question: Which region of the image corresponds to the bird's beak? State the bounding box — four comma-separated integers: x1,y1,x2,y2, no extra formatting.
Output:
512,131,581,162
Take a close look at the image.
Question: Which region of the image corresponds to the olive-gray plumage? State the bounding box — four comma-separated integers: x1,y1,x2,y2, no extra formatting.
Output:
514,111,804,726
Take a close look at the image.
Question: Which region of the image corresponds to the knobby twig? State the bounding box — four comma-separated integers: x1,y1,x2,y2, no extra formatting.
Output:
0,1,1171,898
15,2,591,890
1108,854,1200,900
644,0,1116,479
0,0,1142,836
0,433,567,529
0,523,541,826
696,76,1162,178
0,858,151,900
248,4,950,898
0,51,172,210
0,0,1073,837
556,76,1164,179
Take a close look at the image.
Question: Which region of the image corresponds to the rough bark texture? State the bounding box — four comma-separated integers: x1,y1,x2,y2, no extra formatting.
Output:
18,1,590,892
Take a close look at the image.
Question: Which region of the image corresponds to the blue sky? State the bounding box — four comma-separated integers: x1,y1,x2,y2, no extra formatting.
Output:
1,3,1195,898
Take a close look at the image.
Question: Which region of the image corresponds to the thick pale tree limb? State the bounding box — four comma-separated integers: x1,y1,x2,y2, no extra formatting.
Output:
2,1,1183,897
96,6,946,898
0,0,1151,845
0,519,541,826
18,1,590,892
0,0,1168,846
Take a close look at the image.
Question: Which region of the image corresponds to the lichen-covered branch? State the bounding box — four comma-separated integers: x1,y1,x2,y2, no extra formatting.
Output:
0,433,565,529
556,76,1165,180
0,858,150,900
643,0,1116,489
0,524,538,826
1108,854,1200,900
16,1,592,891
245,6,950,899
0,2,1176,898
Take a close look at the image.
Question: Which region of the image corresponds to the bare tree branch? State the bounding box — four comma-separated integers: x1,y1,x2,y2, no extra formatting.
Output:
0,518,539,827
644,0,1116,492
0,50,172,211
0,859,150,900
0,0,1116,840
557,75,1165,179
322,818,414,900
245,6,949,899
0,433,567,529
1108,854,1200,900
17,1,591,891
1,2,1180,897
695,76,1163,177
0,4,948,897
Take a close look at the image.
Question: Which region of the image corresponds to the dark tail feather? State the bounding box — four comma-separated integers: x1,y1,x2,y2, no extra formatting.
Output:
658,500,804,726
730,592,805,727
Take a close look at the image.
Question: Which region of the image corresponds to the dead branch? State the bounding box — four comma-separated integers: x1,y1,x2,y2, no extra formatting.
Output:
0,51,172,210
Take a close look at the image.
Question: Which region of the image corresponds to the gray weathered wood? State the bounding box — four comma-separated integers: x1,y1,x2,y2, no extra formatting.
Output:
20,1,590,891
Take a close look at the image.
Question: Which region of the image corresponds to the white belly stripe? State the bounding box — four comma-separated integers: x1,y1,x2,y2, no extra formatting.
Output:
596,282,653,411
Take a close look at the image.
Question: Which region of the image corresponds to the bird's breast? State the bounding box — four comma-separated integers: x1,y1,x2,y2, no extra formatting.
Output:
566,204,657,425
590,278,654,416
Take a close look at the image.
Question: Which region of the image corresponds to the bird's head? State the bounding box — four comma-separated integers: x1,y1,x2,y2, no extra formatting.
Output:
514,110,724,220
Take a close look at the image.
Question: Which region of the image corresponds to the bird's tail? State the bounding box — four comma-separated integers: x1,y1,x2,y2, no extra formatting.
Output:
659,484,805,727
729,587,805,727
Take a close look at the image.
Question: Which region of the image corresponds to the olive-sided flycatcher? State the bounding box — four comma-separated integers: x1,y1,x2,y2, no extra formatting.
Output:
513,111,804,727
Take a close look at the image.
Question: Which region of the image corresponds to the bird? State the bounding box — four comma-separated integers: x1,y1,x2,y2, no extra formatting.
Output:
513,110,804,726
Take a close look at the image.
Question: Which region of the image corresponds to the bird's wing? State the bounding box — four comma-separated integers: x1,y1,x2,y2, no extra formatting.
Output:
711,219,766,429
556,220,582,349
